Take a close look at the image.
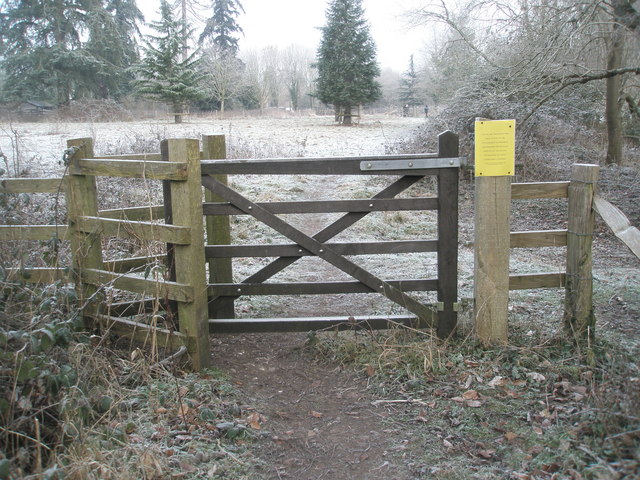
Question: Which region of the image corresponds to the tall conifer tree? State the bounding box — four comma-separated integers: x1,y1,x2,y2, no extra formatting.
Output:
134,0,203,123
315,0,381,125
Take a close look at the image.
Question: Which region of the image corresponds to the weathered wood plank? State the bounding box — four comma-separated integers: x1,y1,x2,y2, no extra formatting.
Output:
201,153,441,176
163,138,210,370
510,230,567,248
509,273,566,290
202,135,234,319
76,216,191,244
594,195,640,260
65,138,104,319
203,197,439,215
98,153,162,161
5,267,70,283
564,164,599,341
81,267,194,303
70,159,188,180
209,279,438,296
0,225,68,241
474,175,511,345
205,240,438,258
92,314,190,351
437,131,459,338
511,181,569,199
98,205,165,221
209,315,431,333
0,177,65,194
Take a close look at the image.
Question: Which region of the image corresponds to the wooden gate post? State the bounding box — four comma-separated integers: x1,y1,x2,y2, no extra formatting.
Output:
437,131,459,338
162,138,210,370
564,163,599,342
474,176,511,346
65,138,104,321
202,135,234,319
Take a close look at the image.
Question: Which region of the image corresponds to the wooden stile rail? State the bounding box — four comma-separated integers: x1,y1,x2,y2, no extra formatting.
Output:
4,130,628,369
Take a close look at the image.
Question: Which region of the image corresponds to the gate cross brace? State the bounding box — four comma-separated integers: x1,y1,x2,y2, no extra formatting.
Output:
202,175,436,326
208,175,423,305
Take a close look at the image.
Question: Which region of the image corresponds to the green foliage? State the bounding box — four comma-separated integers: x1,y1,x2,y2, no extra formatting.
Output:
133,0,204,115
398,54,421,107
0,0,144,104
315,0,381,112
199,0,245,56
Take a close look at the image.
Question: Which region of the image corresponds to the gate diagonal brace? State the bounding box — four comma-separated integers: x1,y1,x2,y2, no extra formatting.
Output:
207,174,424,308
202,175,436,326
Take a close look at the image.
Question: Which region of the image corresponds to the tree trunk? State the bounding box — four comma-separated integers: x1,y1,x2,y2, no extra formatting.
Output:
343,104,352,126
173,102,184,124
605,25,624,165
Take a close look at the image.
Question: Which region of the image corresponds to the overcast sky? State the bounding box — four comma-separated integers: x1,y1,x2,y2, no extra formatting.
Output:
140,0,430,72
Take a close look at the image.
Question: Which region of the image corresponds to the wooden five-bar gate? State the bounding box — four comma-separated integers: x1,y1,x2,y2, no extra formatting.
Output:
200,131,461,338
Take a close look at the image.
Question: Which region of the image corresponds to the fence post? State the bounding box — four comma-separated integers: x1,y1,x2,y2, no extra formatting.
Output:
474,174,511,345
564,163,599,342
162,138,210,370
437,131,459,338
202,135,234,319
65,138,103,320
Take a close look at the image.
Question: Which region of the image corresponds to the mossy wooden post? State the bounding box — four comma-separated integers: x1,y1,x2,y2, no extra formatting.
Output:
162,138,210,370
202,135,234,319
474,176,511,345
65,138,103,321
564,164,599,342
437,131,459,338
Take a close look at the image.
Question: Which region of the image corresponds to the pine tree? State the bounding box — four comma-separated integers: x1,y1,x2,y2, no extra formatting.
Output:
199,0,245,55
398,55,422,115
0,0,143,104
134,0,204,123
315,0,381,125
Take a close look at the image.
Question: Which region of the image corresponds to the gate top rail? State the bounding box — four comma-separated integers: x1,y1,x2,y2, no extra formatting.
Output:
201,153,462,176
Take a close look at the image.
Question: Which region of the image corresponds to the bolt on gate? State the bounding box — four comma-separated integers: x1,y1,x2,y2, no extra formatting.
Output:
198,131,462,338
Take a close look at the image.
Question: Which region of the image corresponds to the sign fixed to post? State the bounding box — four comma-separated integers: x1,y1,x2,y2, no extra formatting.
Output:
474,119,515,176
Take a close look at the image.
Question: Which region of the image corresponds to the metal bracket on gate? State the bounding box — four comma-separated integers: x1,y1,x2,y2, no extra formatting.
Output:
360,157,465,171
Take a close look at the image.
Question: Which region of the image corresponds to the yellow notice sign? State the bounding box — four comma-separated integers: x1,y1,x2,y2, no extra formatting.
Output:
475,119,515,176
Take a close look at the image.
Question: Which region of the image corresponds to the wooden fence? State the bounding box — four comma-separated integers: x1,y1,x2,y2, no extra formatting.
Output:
2,133,637,369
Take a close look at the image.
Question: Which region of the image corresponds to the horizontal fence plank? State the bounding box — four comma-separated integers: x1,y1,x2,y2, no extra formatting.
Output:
5,267,70,283
594,195,640,260
81,268,194,302
103,255,167,273
510,230,567,248
0,225,68,241
209,279,438,296
99,153,162,161
509,272,566,290
209,314,429,333
0,177,65,194
92,314,190,351
70,159,188,180
511,182,569,199
204,197,439,216
206,240,438,258
76,216,191,244
98,205,165,221
201,153,441,175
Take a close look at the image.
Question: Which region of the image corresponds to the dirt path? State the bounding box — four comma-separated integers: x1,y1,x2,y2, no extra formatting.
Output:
213,333,417,479
209,115,427,479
